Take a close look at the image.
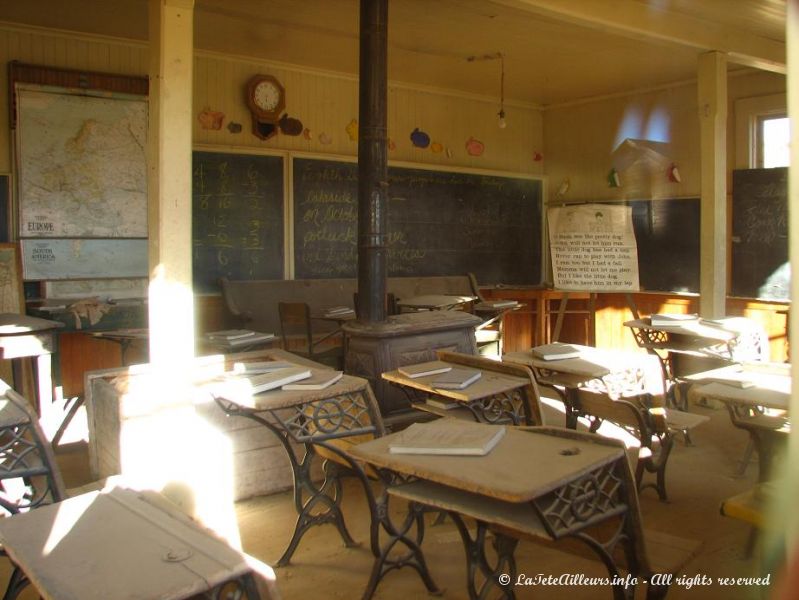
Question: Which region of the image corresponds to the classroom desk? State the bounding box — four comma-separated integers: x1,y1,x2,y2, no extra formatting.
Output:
623,317,764,408
90,328,149,366
350,421,635,600
504,344,664,427
202,331,279,354
396,294,476,312
692,370,790,481
0,485,272,600
381,355,541,425
0,313,64,417
210,363,385,568
686,362,791,412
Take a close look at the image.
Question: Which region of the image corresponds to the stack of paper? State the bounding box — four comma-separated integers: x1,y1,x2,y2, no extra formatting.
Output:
323,306,355,317
531,342,581,361
388,420,506,456
649,314,698,327
207,329,276,347
282,369,343,390
431,368,481,390
398,360,452,378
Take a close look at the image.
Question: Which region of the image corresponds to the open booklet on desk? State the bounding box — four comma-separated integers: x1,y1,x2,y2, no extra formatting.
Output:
388,419,505,456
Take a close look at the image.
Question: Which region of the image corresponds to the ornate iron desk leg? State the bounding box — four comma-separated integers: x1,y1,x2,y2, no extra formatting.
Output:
362,479,441,600
448,513,518,600
213,401,357,567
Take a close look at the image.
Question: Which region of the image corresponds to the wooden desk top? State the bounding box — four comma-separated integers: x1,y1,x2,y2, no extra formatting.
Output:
693,379,790,412
382,363,529,402
0,313,64,335
623,318,737,342
208,371,370,412
0,486,255,600
350,420,624,503
504,344,664,397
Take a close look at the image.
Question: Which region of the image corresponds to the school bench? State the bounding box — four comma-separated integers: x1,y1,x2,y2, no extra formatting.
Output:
220,274,479,335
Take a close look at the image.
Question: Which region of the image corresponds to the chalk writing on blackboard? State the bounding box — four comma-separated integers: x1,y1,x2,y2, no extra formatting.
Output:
192,151,284,292
732,168,788,300
293,158,542,284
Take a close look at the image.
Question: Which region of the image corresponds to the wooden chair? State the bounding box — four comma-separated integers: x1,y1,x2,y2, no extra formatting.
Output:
278,301,344,369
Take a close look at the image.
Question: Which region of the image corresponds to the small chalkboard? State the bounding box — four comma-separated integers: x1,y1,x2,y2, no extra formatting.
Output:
292,158,542,284
629,198,699,294
731,168,788,300
192,151,284,292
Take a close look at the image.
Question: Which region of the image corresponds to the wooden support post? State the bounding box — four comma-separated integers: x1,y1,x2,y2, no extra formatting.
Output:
147,0,196,370
697,51,727,319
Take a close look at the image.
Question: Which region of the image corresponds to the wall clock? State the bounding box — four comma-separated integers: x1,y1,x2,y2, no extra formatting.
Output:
246,74,286,140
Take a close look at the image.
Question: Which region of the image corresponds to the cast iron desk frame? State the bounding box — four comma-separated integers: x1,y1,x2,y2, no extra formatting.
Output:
381,353,542,426
504,344,664,429
623,318,739,408
351,424,646,600
212,372,384,566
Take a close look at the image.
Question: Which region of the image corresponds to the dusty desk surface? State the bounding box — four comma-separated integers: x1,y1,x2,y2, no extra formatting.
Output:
505,343,664,397
0,486,257,600
350,420,624,503
382,363,529,402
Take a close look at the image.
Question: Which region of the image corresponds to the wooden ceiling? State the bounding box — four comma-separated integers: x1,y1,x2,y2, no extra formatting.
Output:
0,0,786,106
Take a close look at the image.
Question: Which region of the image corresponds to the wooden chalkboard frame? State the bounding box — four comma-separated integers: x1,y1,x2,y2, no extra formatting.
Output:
290,153,545,285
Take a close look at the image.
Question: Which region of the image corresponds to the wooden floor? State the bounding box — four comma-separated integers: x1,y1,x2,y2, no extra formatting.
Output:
4,394,785,600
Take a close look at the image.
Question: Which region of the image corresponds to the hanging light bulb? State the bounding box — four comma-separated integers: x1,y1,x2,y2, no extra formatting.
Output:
498,53,507,129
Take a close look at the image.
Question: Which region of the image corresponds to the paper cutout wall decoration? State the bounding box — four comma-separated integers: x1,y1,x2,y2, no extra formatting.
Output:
279,114,303,136
227,121,242,134
302,128,312,140
319,132,333,144
387,138,396,150
556,178,570,197
345,119,358,141
607,168,621,188
533,151,543,162
198,107,224,130
410,128,431,148
465,137,484,156
668,163,682,183
431,142,443,153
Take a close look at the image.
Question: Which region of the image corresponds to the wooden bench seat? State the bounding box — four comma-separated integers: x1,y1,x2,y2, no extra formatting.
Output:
390,479,702,600
571,390,708,501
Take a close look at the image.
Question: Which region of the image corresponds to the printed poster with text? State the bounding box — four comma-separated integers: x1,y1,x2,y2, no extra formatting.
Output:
548,204,640,292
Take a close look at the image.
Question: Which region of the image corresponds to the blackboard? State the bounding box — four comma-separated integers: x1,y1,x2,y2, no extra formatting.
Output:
731,168,788,300
629,198,700,294
192,151,284,292
292,158,543,284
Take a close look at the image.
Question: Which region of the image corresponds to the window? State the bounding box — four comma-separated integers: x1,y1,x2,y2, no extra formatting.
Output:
734,93,787,169
758,115,790,168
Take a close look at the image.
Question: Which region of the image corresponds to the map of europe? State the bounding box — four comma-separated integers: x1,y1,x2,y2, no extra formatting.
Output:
17,89,147,237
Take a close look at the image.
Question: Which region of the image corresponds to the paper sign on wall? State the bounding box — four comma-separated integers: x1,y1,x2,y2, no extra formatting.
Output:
548,204,640,292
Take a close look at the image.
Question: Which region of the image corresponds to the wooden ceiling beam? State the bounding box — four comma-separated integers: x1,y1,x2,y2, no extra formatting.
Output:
493,0,786,74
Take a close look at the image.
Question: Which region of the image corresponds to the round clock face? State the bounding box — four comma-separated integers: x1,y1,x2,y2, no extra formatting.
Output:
254,81,281,111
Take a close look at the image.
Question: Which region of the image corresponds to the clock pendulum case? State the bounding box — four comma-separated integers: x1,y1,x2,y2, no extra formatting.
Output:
245,74,286,141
